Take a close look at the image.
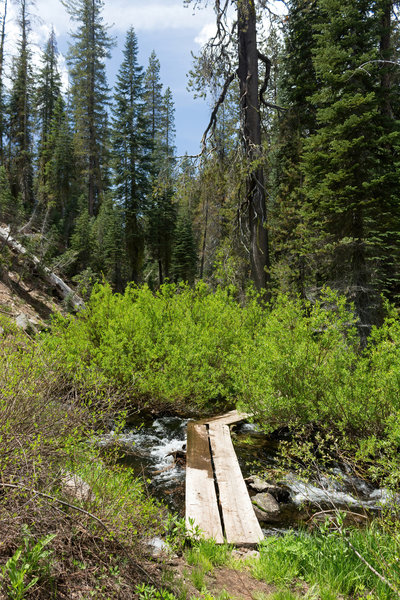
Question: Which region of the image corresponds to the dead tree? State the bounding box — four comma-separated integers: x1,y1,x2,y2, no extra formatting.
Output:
193,0,279,292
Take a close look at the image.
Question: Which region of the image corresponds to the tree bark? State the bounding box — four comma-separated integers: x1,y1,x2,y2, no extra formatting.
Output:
379,0,393,119
0,0,7,163
237,0,269,291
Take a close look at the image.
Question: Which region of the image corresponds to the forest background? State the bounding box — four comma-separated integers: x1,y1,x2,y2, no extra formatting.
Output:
1,0,400,327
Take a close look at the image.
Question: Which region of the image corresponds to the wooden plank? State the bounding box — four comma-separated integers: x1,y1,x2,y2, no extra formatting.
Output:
196,410,251,427
185,422,224,543
209,423,263,546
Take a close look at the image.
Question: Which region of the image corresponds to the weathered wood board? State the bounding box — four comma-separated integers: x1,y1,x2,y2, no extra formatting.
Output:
208,423,263,545
196,409,251,427
185,421,224,543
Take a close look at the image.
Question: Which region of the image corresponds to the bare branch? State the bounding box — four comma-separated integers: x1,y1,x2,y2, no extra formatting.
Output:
258,50,271,103
201,72,236,151
257,50,287,113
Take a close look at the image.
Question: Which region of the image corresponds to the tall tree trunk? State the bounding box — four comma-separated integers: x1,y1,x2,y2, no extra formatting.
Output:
379,0,393,118
237,0,269,291
0,0,7,163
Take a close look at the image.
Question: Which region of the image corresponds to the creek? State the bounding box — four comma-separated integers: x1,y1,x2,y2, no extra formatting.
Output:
97,415,390,536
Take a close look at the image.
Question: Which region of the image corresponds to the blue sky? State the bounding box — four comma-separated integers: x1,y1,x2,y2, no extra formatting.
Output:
5,0,219,156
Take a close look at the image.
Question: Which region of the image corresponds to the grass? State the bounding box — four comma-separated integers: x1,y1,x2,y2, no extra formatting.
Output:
249,525,400,600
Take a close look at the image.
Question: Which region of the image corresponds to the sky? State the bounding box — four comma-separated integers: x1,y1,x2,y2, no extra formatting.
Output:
4,0,220,156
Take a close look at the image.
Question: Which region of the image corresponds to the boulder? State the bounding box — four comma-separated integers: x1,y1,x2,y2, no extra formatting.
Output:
62,472,94,502
15,312,38,334
246,476,290,503
252,492,280,522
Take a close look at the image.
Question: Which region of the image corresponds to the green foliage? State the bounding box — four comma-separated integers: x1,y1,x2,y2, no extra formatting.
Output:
136,583,176,600
45,281,253,409
1,529,55,600
44,283,400,442
165,515,202,553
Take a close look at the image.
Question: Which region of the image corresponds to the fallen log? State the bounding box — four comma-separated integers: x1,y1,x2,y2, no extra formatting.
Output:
0,225,85,311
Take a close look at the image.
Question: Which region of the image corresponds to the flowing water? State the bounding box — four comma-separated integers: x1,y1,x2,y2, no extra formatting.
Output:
97,415,390,535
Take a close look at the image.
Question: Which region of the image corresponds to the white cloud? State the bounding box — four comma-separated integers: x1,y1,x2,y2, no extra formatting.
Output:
103,1,214,33
194,22,216,46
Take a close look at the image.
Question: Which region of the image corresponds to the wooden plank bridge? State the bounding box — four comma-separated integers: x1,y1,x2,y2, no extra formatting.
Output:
185,410,263,546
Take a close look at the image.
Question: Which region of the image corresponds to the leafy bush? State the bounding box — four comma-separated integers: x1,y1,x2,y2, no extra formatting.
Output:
42,282,400,481
44,281,262,410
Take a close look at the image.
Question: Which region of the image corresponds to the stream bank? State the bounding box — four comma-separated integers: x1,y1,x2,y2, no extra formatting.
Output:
97,414,390,537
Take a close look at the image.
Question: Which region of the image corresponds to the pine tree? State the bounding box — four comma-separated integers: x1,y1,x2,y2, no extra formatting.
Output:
146,183,176,285
270,0,321,295
301,0,400,322
8,0,34,215
143,51,164,179
171,211,197,284
111,27,149,283
69,195,95,272
92,194,125,290
0,164,21,225
160,86,176,179
62,0,114,216
35,29,63,232
43,96,77,242
0,0,8,164
35,29,62,146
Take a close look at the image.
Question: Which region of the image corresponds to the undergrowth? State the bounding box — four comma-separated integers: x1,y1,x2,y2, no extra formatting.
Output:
0,313,165,599
43,282,400,482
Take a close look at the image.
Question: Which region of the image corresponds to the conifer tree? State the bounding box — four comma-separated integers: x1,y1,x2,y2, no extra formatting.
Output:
0,164,21,225
42,96,77,242
35,29,63,232
8,0,34,215
171,211,197,284
302,0,400,322
35,29,62,146
160,86,176,175
111,27,149,283
146,184,176,285
143,54,178,285
62,0,114,216
270,0,321,295
143,51,164,178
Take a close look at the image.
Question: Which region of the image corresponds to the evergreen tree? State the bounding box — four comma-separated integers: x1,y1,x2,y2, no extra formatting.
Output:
62,0,114,216
160,86,176,178
8,0,34,215
69,195,95,272
146,183,176,285
171,211,197,284
42,96,77,242
302,0,400,322
0,0,8,164
35,29,62,146
270,0,321,295
92,194,125,289
35,29,63,231
143,51,164,179
111,27,149,283
0,164,21,225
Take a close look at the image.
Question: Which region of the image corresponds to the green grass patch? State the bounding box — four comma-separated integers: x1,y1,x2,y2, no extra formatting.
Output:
250,526,400,599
